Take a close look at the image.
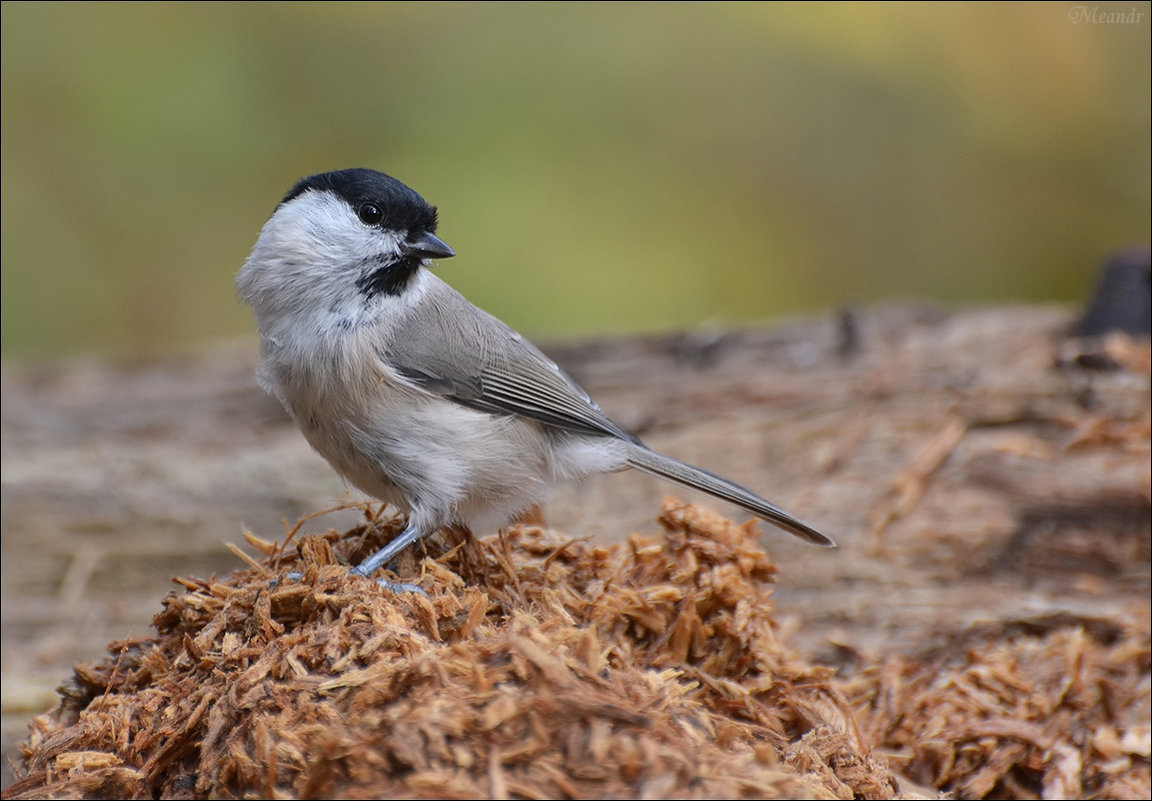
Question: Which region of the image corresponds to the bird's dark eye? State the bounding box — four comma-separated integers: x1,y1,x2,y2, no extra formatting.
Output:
358,203,384,225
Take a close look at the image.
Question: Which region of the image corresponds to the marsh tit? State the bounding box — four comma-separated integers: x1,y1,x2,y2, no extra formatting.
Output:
237,169,833,584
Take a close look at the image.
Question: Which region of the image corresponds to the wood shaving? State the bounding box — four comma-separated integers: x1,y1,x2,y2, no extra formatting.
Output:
844,616,1151,800
7,501,891,800
6,500,1147,799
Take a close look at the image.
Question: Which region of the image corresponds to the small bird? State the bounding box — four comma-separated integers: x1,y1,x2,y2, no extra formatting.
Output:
237,169,833,584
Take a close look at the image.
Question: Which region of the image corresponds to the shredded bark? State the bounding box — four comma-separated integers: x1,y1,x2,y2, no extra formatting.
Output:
8,501,896,800
844,615,1151,800
7,495,1149,799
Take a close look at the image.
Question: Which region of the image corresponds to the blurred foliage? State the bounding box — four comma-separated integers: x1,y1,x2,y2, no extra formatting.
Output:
2,1,1149,358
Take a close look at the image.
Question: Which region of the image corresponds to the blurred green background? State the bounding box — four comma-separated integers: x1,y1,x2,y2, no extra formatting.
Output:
2,1,1149,360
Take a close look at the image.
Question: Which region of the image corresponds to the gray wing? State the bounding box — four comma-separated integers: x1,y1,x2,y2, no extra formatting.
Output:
380,277,639,444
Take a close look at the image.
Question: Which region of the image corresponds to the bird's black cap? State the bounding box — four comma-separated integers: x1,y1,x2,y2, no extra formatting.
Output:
282,168,440,235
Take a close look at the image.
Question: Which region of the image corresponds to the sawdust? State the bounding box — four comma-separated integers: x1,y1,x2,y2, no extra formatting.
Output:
845,616,1150,800
7,501,904,799
6,496,1150,799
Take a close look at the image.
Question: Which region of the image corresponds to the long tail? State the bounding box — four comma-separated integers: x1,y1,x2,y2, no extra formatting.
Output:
626,446,835,548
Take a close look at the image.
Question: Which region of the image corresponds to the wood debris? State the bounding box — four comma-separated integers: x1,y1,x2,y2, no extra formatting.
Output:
844,616,1151,800
6,493,1149,799
6,501,899,800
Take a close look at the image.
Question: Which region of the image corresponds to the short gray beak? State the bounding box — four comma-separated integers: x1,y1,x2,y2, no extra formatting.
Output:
407,231,455,260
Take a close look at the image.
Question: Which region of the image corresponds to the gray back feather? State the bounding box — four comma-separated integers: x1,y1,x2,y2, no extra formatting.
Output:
379,276,639,444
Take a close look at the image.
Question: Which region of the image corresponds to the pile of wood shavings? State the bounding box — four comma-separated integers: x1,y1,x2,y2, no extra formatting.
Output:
844,615,1151,799
8,500,898,800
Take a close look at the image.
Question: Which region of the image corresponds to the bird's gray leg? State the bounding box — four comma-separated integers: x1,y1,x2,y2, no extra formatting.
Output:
352,523,427,594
